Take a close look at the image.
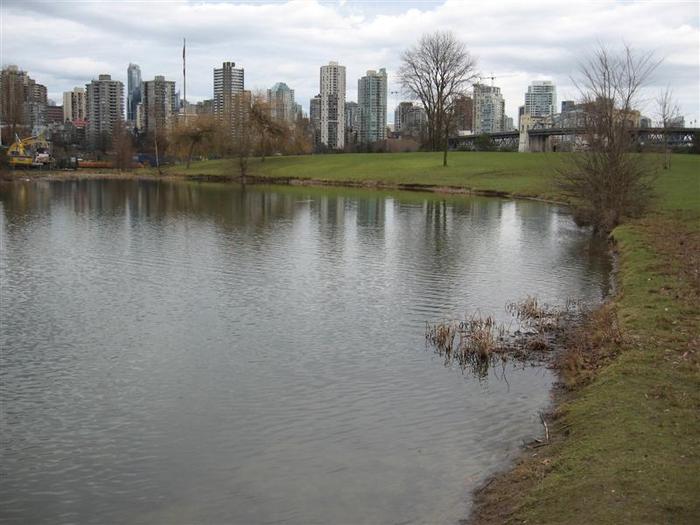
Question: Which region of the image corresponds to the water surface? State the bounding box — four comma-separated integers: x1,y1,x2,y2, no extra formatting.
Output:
0,180,610,524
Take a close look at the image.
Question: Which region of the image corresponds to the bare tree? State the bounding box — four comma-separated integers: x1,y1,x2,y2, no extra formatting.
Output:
173,114,218,168
229,91,254,182
656,87,680,169
111,120,134,171
557,44,662,233
398,31,478,166
250,92,286,163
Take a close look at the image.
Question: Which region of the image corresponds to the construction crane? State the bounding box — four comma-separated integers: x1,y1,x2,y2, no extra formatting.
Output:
476,73,519,87
6,134,53,168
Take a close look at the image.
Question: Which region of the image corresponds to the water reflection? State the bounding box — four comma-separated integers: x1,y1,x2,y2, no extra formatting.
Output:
0,180,610,525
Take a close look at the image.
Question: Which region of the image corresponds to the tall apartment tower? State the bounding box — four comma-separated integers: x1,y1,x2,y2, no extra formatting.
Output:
473,83,505,134
213,61,245,134
524,81,556,118
0,66,28,132
320,62,346,149
85,74,124,146
63,87,86,122
453,94,474,133
267,82,296,123
394,101,413,132
141,75,177,133
0,65,47,132
310,94,322,148
28,83,47,130
345,101,359,145
127,63,141,122
357,68,387,144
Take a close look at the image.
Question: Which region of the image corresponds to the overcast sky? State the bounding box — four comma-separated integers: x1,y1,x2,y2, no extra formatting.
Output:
2,0,698,125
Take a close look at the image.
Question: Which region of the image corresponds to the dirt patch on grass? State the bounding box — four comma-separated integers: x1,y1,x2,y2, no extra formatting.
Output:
644,215,700,301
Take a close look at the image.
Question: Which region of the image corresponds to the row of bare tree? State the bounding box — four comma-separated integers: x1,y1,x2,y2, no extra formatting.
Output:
110,92,314,175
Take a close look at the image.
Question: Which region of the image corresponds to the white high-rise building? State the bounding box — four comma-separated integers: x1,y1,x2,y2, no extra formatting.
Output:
63,87,86,122
358,68,387,144
320,61,346,149
524,81,557,118
473,83,505,134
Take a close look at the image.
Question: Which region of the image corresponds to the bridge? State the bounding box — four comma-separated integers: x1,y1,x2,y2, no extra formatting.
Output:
449,127,699,152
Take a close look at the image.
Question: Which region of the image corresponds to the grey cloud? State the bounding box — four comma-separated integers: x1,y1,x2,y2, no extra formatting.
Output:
2,0,698,121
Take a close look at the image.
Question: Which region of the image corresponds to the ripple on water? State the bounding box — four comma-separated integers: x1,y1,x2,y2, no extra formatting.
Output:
0,180,610,524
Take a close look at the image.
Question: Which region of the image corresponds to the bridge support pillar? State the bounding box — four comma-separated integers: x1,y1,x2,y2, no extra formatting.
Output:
518,130,529,152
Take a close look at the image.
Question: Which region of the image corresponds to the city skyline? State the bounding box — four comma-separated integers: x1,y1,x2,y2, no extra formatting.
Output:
1,1,698,125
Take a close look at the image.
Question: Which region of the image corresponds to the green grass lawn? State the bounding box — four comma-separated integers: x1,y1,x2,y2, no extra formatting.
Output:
164,151,561,197
511,217,700,524
165,151,700,209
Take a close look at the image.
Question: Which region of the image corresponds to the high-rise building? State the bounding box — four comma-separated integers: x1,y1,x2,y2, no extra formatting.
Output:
453,94,473,133
230,90,252,142
357,68,387,144
0,65,47,133
267,82,296,123
85,74,124,146
0,65,27,133
310,94,322,148
320,61,346,149
558,100,585,128
394,101,427,138
394,102,413,133
561,100,576,113
63,87,86,123
292,102,303,121
46,104,64,124
194,99,214,116
213,61,245,134
127,63,141,122
141,75,177,133
403,105,427,138
28,83,47,130
473,84,505,134
524,81,556,118
345,101,359,146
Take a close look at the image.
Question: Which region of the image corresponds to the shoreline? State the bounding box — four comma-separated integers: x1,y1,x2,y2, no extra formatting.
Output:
0,168,570,206
466,298,616,524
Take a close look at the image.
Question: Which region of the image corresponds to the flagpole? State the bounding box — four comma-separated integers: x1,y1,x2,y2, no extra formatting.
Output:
183,37,187,123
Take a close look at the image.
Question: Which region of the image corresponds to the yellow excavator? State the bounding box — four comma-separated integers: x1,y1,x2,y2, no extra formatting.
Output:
6,134,54,168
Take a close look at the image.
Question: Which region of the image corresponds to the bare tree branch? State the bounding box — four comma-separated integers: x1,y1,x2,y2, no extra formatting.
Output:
558,44,662,233
398,31,478,164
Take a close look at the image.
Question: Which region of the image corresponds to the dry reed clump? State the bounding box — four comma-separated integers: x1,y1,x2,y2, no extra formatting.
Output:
426,296,584,375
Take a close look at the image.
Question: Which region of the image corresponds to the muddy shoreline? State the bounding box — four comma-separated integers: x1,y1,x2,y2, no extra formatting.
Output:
466,292,620,524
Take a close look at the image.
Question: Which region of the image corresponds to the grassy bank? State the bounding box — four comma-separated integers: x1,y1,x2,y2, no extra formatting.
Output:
470,155,700,523
161,152,561,198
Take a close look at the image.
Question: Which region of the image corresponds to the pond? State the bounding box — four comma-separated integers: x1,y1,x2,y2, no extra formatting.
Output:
0,179,610,524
